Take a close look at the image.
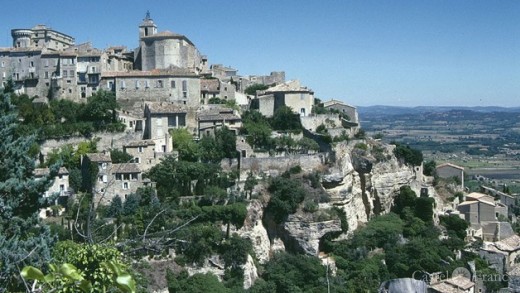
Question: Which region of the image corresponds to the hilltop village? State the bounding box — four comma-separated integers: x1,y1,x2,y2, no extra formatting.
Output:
2,13,520,293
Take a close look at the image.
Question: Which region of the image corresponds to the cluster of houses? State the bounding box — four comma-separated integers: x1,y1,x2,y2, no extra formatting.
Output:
16,13,359,210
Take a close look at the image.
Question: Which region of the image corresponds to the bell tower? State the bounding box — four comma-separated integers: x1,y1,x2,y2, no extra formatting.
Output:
139,11,157,39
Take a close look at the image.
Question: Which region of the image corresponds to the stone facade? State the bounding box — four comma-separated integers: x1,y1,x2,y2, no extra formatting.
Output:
197,106,242,137
135,13,204,73
100,68,201,109
436,162,465,189
123,140,157,171
11,25,74,50
81,152,147,204
256,80,314,117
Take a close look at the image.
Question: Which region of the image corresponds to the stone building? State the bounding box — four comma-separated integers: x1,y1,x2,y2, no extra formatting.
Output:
123,140,157,171
81,152,112,202
81,152,146,203
197,106,242,137
436,163,465,189
200,78,236,104
100,67,200,109
457,192,511,241
479,234,520,276
322,99,360,127
236,71,285,92
143,102,197,153
255,80,314,117
11,25,74,50
134,12,205,73
34,167,72,204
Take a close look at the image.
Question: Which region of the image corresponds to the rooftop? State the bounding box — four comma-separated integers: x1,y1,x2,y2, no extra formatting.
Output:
436,162,464,171
111,163,141,174
264,80,313,93
146,102,187,114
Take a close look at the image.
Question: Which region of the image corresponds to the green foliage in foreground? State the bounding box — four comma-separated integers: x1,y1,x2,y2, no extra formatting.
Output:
0,87,57,290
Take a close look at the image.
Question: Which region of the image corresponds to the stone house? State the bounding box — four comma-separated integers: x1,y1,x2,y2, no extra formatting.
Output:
143,102,196,153
255,80,314,117
100,67,201,109
436,163,465,189
81,152,146,203
34,166,71,205
200,78,237,104
123,140,157,171
322,99,360,125
210,64,238,81
480,234,520,276
480,185,517,216
236,71,285,92
457,192,511,241
108,163,144,201
197,106,242,137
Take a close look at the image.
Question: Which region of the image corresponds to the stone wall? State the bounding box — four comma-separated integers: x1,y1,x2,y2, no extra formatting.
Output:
41,131,143,159
238,153,326,179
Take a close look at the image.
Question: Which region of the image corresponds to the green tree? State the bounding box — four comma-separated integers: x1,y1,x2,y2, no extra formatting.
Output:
110,148,134,164
244,83,269,95
0,87,57,290
393,143,423,166
80,90,118,125
270,106,302,131
423,160,437,176
266,177,307,223
167,270,229,293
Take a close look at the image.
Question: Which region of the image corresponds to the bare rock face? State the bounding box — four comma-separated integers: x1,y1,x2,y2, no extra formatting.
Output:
242,254,258,289
283,215,342,256
327,141,416,233
233,199,271,264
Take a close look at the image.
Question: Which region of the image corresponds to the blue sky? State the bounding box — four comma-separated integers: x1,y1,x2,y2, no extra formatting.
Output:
1,0,519,107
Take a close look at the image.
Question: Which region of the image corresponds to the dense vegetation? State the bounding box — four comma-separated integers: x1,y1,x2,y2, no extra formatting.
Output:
12,89,124,139
240,109,318,153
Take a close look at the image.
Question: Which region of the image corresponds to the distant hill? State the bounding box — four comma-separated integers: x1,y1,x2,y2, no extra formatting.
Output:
357,105,520,118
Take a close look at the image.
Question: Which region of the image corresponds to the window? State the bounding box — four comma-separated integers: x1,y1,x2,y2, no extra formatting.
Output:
138,146,143,153
123,182,129,189
44,60,49,67
300,93,305,100
44,71,49,79
156,80,163,88
135,80,140,89
300,108,306,115
98,175,103,182
91,66,96,73
120,80,126,89
103,175,108,183
108,81,113,89
1,61,4,67
183,92,187,98
116,173,122,180
30,61,34,67
69,70,74,77
63,70,67,78
2,72,6,78
134,157,140,164
60,184,64,192
145,80,150,88
171,80,176,88
182,80,187,91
